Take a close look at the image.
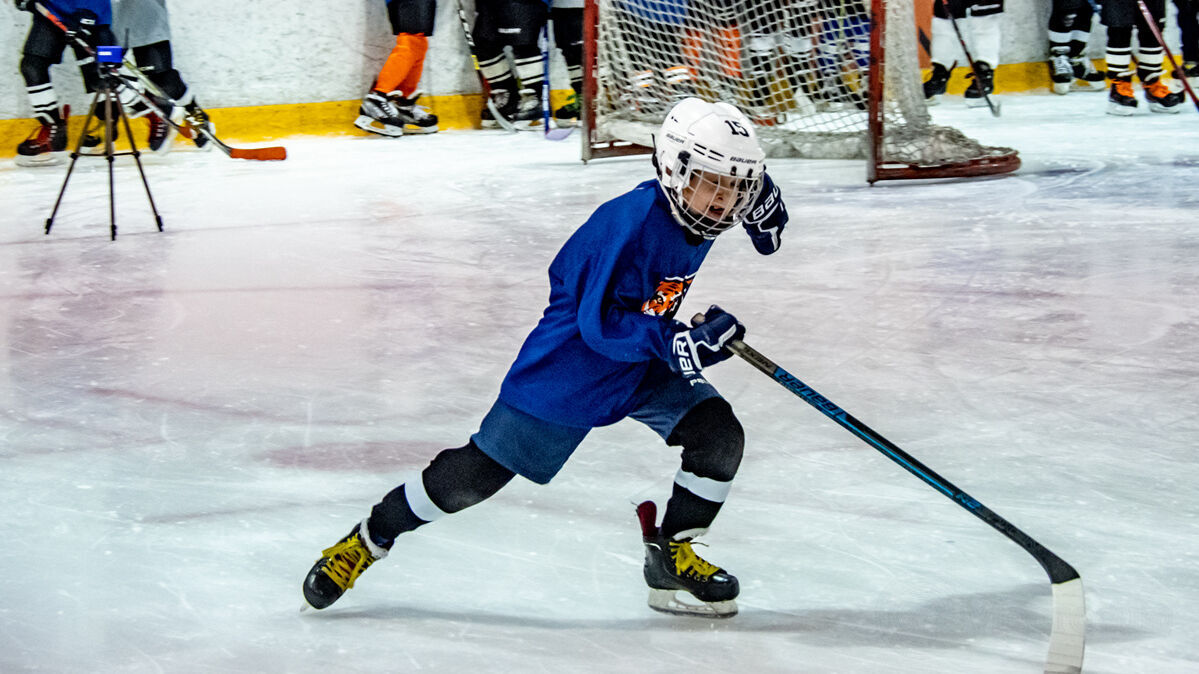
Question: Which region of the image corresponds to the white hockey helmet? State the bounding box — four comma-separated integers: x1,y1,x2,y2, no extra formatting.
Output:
653,97,766,238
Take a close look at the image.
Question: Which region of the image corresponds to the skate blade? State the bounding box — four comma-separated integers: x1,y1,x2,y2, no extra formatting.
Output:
402,124,439,135
14,151,66,168
1106,102,1136,116
354,115,404,137
1052,82,1072,95
647,589,737,619
1071,80,1107,92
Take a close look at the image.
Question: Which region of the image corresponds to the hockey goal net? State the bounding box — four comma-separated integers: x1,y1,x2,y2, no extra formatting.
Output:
582,0,1019,182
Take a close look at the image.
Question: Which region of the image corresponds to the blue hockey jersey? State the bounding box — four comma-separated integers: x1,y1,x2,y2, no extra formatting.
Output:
498,180,713,428
45,0,113,24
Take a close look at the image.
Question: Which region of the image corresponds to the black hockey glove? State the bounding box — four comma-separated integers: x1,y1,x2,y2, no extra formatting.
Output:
668,305,745,377
14,0,31,11
68,9,101,47
742,172,787,255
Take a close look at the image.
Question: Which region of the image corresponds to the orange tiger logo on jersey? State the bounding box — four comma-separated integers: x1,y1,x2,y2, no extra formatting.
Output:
642,275,694,318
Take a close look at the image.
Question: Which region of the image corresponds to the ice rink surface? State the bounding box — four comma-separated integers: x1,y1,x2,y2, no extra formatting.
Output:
1,92,1197,673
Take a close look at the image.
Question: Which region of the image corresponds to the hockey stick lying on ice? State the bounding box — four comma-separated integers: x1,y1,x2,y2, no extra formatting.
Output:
705,318,1085,674
32,1,286,161
1136,0,1199,113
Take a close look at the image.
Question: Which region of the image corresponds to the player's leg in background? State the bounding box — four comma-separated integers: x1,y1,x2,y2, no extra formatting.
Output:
473,0,521,125
1048,0,1090,93
1065,0,1105,89
924,0,963,103
962,0,1002,106
505,0,552,126
550,4,583,126
1133,0,1183,111
131,40,207,151
1172,0,1199,84
1103,0,1140,114
15,14,71,166
379,0,440,134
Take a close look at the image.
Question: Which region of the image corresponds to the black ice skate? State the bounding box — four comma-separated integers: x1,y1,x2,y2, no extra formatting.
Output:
922,63,951,105
183,102,215,149
1107,80,1138,116
963,62,995,108
302,518,389,610
636,501,738,618
389,91,439,134
481,85,516,129
1049,52,1074,95
513,88,544,128
355,90,404,137
15,115,67,167
483,85,543,130
1143,80,1183,113
1070,57,1106,92
146,105,182,154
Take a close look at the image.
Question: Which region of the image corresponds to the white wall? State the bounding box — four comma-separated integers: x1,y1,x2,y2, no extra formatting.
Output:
0,0,1110,121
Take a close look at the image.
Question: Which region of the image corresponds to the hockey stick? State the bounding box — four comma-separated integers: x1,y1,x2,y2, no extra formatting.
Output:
716,328,1085,674
540,22,574,141
933,0,1001,117
32,1,286,161
456,0,518,133
1136,0,1199,112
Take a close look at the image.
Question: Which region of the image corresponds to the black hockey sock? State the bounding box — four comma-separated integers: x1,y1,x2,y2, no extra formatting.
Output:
660,482,724,538
368,441,514,544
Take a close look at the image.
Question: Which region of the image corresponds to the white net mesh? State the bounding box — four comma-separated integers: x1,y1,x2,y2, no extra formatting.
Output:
589,0,1016,173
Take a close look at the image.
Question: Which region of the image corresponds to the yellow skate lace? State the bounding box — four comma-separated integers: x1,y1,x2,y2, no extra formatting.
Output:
318,534,376,591
668,540,720,580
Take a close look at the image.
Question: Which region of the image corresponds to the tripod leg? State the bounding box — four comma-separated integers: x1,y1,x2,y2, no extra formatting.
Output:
46,91,102,235
103,90,117,240
118,95,164,233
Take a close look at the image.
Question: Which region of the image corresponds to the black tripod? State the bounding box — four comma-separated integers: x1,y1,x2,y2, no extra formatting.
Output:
45,68,163,241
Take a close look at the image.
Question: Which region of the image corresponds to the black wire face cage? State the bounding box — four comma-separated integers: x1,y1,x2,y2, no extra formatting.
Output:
666,150,762,239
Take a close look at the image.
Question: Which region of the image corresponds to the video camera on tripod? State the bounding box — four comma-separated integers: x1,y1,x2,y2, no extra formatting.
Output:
45,39,165,241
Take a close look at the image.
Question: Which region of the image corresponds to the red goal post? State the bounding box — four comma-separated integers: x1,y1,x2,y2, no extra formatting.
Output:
581,0,1019,182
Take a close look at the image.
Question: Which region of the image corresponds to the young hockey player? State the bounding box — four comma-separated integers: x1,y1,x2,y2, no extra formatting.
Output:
356,0,439,137
302,98,789,619
1102,0,1183,114
112,0,213,153
922,0,1004,107
1046,0,1106,94
12,0,115,166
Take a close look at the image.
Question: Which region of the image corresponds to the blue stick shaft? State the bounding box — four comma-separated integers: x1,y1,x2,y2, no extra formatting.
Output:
728,339,1078,585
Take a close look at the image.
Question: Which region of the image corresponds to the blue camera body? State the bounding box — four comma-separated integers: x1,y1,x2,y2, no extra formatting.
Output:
96,45,123,64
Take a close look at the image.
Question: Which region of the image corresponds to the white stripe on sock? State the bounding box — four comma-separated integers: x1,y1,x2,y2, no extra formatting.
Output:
674,468,732,504
405,478,450,523
27,85,57,112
